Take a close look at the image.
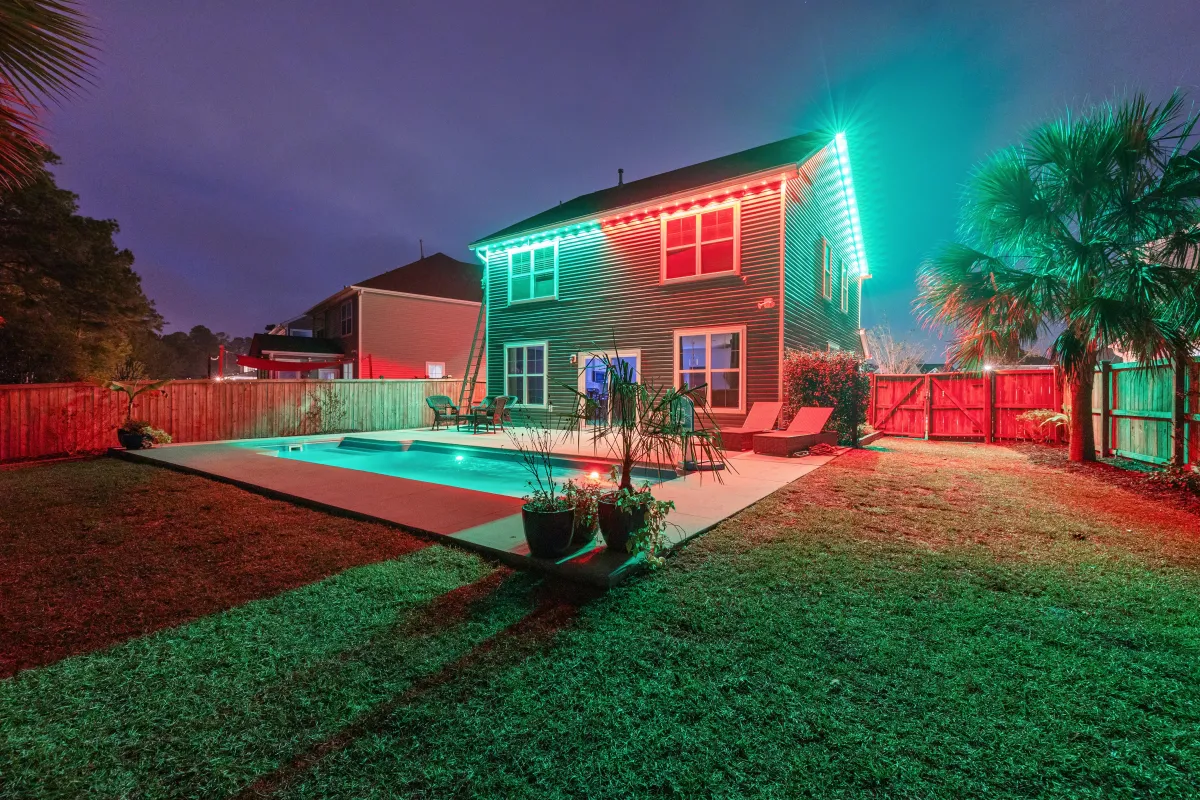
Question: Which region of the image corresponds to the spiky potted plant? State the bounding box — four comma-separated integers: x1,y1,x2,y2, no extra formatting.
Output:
564,348,728,562
506,425,598,559
107,363,172,450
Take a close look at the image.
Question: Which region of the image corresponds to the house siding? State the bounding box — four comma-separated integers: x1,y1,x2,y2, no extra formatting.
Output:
485,187,783,428
307,295,358,377
358,291,482,380
782,144,863,354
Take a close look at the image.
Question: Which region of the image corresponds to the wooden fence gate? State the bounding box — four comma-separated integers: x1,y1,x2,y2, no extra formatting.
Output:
870,368,1062,441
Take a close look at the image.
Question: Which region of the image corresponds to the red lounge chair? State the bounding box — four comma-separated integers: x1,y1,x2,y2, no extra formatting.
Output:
717,401,783,451
752,407,838,456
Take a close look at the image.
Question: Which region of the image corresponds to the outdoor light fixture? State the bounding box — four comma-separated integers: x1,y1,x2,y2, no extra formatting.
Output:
833,132,871,279
455,455,464,461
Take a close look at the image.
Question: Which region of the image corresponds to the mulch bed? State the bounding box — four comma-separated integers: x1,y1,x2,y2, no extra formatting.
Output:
1007,442,1200,517
0,458,429,678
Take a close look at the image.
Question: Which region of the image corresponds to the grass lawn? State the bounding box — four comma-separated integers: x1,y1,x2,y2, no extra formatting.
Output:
2,441,1199,798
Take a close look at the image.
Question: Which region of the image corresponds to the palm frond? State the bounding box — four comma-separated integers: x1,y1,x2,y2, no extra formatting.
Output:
0,0,94,104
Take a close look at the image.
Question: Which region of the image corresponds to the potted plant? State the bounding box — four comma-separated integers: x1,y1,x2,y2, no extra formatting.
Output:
506,425,598,559
107,363,172,449
563,347,729,564
116,420,172,450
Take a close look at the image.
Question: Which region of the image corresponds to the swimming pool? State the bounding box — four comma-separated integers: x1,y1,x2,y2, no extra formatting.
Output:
257,437,676,498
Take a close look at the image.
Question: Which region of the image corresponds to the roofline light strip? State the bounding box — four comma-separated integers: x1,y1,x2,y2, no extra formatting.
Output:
833,132,871,279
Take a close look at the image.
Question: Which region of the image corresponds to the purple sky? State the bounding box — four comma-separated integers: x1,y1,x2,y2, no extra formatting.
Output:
49,0,1200,353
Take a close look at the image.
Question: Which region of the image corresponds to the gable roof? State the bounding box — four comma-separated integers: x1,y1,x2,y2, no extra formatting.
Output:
353,252,482,302
471,131,832,248
250,334,344,357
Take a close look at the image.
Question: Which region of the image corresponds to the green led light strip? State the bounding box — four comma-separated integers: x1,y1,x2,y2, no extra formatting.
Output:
833,132,871,279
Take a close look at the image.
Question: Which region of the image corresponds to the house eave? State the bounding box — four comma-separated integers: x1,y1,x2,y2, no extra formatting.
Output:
468,163,805,252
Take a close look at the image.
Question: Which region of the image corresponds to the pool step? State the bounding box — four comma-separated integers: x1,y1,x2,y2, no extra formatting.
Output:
337,437,411,452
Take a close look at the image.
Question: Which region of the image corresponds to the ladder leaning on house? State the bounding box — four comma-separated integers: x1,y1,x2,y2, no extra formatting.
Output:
456,301,486,413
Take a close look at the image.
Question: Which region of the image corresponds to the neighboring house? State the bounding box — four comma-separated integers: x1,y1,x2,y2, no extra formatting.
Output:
252,252,484,380
467,131,870,427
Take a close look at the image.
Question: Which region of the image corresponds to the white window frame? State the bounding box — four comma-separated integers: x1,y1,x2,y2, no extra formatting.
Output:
426,361,446,379
839,258,849,312
819,237,832,299
507,241,558,304
504,341,549,408
339,300,354,336
673,324,747,414
659,200,741,284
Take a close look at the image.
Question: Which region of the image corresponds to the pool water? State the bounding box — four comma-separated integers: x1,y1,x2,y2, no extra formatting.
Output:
257,437,676,498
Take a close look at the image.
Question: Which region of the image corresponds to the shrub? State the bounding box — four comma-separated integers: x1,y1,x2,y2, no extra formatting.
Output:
1015,408,1069,444
782,349,869,445
1146,466,1200,496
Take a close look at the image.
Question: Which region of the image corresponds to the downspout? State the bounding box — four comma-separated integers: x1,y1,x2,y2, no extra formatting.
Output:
473,247,489,400
356,288,364,379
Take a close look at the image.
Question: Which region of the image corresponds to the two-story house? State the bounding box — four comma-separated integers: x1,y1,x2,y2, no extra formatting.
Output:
249,252,484,380
467,131,870,428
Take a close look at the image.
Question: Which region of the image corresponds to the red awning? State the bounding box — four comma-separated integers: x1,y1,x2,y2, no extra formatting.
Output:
236,354,351,371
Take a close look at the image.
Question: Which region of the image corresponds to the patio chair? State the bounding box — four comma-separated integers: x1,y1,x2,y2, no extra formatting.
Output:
425,395,459,431
470,395,509,434
460,395,495,430
716,401,784,451
752,407,838,457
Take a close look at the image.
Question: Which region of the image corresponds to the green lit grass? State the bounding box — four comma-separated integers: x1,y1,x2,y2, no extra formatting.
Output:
3,442,1200,798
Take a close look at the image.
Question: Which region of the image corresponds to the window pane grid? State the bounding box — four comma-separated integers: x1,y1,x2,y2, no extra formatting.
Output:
677,330,741,411
664,206,736,280
505,344,547,406
509,245,556,302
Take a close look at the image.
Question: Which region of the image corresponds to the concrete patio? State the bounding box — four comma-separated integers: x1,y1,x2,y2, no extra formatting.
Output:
119,425,846,587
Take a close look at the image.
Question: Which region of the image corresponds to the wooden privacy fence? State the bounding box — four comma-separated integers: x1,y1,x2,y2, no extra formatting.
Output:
0,378,473,462
871,359,1199,469
869,368,1062,442
1091,359,1199,467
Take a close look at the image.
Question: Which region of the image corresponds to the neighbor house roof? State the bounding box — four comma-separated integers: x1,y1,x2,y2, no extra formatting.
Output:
471,131,832,247
249,334,345,357
353,252,482,302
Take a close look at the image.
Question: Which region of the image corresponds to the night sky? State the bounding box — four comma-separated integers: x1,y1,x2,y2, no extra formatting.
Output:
49,0,1200,354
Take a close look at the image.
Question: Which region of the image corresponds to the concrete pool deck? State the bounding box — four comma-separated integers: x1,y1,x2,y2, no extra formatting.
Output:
117,427,846,587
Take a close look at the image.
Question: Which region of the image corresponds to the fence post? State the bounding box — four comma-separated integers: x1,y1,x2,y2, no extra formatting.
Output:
1172,350,1187,468
1099,360,1112,458
868,374,877,427
924,373,933,440
983,370,994,443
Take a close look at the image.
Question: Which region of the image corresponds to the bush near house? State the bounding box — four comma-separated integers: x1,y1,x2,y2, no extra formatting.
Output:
782,348,869,444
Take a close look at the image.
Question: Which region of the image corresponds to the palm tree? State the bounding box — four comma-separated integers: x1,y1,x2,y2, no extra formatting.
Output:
918,93,1200,462
0,0,94,188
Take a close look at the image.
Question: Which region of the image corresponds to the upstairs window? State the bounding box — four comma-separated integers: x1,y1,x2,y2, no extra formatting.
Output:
839,259,849,312
509,243,557,303
818,238,832,299
662,204,738,281
339,300,354,336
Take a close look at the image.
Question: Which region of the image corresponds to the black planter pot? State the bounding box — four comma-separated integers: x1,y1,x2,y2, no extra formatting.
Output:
521,505,593,559
117,430,145,450
597,495,646,553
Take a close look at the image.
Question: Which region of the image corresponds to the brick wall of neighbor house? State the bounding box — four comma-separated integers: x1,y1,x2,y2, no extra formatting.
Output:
359,291,482,380
484,186,783,428
782,143,863,354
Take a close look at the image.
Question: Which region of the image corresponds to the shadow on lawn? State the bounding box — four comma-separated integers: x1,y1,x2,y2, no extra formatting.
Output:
0,550,600,799
238,574,602,799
